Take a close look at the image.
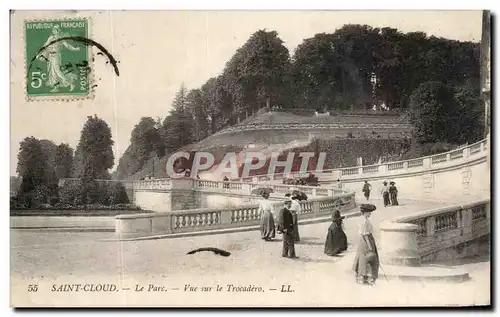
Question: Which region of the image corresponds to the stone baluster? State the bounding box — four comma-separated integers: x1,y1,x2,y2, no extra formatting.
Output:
422,157,431,169
220,209,233,225
461,208,473,236
426,216,436,237
378,164,387,173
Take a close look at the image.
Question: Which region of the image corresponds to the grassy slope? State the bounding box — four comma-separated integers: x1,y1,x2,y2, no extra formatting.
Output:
127,111,411,180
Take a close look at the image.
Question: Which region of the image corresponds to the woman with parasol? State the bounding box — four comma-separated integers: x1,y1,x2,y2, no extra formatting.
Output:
352,204,380,285
324,209,348,256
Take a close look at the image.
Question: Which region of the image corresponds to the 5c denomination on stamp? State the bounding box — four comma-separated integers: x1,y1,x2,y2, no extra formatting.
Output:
25,18,91,101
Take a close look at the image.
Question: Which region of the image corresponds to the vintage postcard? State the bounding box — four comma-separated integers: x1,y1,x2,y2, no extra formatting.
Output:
10,10,491,307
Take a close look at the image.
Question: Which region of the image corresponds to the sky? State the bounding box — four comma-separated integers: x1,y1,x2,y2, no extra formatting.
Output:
9,10,483,176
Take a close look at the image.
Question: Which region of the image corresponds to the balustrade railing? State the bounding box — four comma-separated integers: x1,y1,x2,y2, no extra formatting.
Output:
131,139,487,195
407,158,424,168
213,122,413,135
449,149,464,160
133,178,171,190
387,161,405,171
431,154,448,165
362,165,379,174
341,168,359,176
245,138,487,182
116,190,357,238
434,211,458,232
393,199,490,258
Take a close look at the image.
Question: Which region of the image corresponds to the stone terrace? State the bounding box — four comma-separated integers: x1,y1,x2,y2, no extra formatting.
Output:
11,198,490,307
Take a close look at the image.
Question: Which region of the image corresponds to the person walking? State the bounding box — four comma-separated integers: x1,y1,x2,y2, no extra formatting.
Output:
279,199,298,259
258,191,276,241
362,181,372,201
389,181,399,206
290,195,301,242
381,181,390,207
352,204,380,285
324,209,348,256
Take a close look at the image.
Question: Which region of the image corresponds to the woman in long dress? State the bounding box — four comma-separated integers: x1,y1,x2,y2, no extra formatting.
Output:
352,204,380,285
259,191,276,241
324,209,348,256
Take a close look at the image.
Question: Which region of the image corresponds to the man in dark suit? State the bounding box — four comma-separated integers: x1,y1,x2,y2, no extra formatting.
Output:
279,200,298,259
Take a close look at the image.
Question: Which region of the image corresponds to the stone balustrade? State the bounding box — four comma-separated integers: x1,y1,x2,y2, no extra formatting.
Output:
133,177,339,198
212,122,413,136
244,138,488,183
116,189,356,238
133,178,172,190
380,198,490,265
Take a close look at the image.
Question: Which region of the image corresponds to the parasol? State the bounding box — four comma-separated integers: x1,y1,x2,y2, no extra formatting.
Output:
251,186,274,196
290,190,308,201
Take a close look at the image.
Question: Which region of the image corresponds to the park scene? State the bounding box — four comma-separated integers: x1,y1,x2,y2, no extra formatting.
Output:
10,10,490,307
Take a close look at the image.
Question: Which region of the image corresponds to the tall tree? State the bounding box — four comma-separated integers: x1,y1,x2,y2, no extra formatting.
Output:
185,89,210,142
162,85,195,152
76,115,115,180
222,30,291,120
16,137,47,194
54,143,74,179
409,81,481,145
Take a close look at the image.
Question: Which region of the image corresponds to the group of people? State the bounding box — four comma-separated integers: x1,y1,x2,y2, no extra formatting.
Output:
361,180,398,207
257,191,380,286
258,192,300,246
380,181,399,207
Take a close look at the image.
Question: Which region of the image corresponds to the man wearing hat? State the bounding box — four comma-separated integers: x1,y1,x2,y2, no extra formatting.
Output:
389,181,399,206
278,199,298,259
381,181,390,207
352,204,380,285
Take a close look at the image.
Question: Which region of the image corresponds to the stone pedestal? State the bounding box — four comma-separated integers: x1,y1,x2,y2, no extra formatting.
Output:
379,221,470,282
380,222,421,266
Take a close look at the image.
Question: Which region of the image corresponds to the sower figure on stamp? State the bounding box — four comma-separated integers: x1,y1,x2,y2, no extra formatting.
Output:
37,25,80,92
352,204,380,285
279,199,298,259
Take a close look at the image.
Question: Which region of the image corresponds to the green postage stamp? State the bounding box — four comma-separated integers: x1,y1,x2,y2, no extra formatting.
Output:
25,18,91,100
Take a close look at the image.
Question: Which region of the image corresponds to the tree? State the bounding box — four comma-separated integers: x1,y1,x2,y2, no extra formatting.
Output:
16,137,47,195
76,115,114,180
451,85,484,143
185,89,210,142
409,81,482,145
75,115,114,204
162,85,195,153
222,30,291,119
291,30,367,110
55,143,74,179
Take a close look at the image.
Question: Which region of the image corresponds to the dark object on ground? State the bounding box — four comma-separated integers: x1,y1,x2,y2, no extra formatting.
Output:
186,247,231,257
